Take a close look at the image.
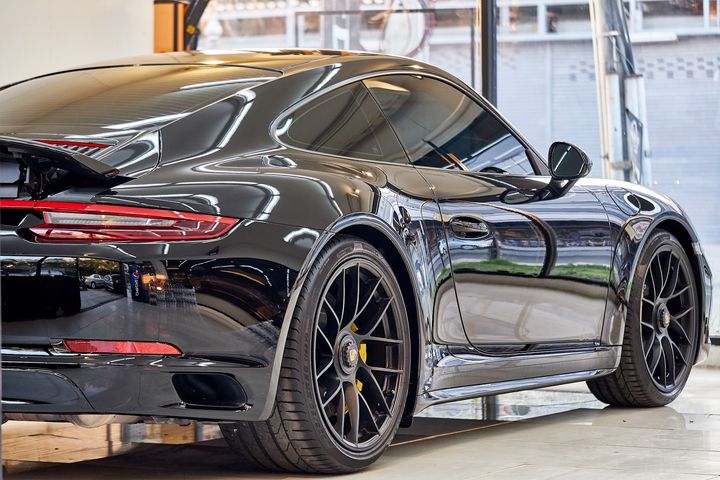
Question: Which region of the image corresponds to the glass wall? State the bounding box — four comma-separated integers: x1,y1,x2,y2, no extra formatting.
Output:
198,0,481,88
200,0,720,335
495,0,720,334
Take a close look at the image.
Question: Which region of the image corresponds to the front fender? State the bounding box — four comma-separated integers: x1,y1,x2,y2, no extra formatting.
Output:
600,195,712,364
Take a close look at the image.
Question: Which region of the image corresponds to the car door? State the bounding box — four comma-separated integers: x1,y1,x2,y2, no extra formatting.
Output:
365,74,613,349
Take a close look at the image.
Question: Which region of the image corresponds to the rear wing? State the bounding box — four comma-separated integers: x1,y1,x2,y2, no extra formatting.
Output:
0,136,123,199
0,136,119,179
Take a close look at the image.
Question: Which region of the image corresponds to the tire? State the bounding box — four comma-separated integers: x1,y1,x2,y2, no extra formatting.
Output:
90,282,96,289
588,229,699,407
221,236,411,473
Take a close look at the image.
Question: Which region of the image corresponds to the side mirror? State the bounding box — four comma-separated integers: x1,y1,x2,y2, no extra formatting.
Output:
542,142,592,198
548,141,592,180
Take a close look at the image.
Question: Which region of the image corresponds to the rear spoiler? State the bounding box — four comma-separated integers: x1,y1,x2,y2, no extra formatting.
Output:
0,136,119,181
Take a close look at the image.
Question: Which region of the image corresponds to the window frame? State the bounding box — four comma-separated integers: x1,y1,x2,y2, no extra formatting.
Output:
270,70,550,176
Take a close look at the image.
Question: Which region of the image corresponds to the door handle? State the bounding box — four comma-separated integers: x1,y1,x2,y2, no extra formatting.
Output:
449,217,490,239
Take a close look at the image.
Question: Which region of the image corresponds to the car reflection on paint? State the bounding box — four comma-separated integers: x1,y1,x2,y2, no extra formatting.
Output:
83,274,106,289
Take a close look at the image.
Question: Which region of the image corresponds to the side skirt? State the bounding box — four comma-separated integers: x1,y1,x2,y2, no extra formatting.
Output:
415,345,620,413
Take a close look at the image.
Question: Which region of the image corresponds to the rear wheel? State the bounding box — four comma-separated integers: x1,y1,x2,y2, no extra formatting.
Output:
221,237,411,473
588,230,699,406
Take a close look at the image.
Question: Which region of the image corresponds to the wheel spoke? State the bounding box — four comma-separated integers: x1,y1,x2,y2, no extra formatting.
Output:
650,256,664,299
358,365,391,414
322,381,343,408
640,319,655,330
357,296,393,336
339,268,347,325
649,260,661,299
358,391,380,434
317,327,334,352
324,297,341,327
368,366,403,374
643,333,655,357
355,264,361,320
669,318,692,345
363,336,403,345
335,385,346,437
670,338,688,367
662,255,680,298
659,251,672,295
344,382,360,447
316,358,334,379
671,305,694,321
647,337,662,374
353,278,383,323
339,265,361,327
659,347,668,387
666,285,690,302
663,338,676,386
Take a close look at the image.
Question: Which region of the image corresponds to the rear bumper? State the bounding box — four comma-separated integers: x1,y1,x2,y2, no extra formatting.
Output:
1,220,323,422
2,350,274,421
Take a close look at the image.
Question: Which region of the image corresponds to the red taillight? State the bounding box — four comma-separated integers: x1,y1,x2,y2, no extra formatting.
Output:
36,140,110,149
0,200,238,243
63,340,182,355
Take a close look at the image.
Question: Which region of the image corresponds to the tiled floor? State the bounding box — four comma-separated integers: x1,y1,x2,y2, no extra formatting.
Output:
3,367,720,479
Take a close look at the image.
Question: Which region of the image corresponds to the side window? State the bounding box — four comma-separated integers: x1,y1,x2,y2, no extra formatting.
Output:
364,75,535,175
277,82,408,163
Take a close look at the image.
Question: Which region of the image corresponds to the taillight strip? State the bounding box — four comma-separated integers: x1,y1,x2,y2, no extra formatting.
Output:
36,140,110,149
0,200,238,243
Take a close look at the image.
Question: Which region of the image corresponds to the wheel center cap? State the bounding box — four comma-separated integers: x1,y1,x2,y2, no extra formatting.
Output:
658,304,671,329
339,336,359,373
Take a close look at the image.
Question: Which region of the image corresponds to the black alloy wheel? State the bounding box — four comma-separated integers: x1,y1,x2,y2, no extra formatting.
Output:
221,237,411,473
587,230,699,406
313,258,407,451
639,243,697,392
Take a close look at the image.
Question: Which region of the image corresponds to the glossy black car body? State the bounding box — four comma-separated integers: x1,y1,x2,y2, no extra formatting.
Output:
0,50,713,431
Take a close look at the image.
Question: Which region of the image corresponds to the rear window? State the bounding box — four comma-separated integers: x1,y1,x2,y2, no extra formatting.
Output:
0,65,277,130
277,82,408,164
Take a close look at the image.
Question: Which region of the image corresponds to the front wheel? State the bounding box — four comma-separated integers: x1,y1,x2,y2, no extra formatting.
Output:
222,236,411,473
90,282,96,289
588,229,699,406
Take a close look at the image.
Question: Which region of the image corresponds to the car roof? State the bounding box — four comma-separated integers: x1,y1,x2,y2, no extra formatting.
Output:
74,49,380,73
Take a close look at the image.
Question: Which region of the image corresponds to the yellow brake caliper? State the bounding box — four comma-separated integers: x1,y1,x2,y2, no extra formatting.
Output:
351,323,366,391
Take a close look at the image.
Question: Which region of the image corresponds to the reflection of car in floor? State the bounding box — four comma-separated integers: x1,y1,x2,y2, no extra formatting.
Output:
83,274,106,289
104,274,124,294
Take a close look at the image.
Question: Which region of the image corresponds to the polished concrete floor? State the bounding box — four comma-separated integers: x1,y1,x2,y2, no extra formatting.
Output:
3,367,720,480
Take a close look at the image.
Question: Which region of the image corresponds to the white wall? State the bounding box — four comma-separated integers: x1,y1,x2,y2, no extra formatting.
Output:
0,0,154,86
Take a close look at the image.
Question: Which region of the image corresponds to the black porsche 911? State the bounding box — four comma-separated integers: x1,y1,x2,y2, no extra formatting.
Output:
0,49,714,473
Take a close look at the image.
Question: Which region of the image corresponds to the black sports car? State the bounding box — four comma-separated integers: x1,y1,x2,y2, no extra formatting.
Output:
0,50,713,473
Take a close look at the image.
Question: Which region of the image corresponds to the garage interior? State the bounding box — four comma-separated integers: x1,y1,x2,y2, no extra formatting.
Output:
1,0,719,478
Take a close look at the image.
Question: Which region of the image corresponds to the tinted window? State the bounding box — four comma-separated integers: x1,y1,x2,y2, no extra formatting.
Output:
365,76,534,174
278,82,407,163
